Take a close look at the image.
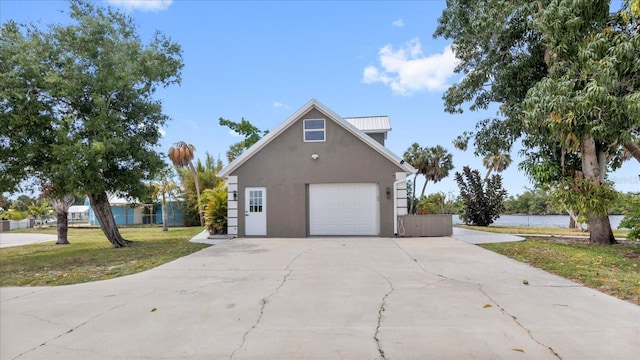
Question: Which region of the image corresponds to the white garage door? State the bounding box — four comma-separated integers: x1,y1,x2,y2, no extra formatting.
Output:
309,183,379,236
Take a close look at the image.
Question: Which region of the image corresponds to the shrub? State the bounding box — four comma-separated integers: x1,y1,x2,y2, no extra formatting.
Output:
619,195,640,241
201,183,228,234
455,166,507,226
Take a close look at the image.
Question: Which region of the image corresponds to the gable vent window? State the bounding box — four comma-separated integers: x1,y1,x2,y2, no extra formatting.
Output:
303,119,325,142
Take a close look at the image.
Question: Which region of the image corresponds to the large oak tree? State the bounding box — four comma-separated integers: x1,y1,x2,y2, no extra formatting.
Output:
436,0,639,244
0,0,183,247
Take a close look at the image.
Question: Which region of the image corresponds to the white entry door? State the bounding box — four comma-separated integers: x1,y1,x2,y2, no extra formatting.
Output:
245,187,266,236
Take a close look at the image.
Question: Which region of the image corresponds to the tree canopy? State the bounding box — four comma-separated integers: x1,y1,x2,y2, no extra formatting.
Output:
0,0,183,247
436,0,640,244
403,143,454,214
219,117,268,162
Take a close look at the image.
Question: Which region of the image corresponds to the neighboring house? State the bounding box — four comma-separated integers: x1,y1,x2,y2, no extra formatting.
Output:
218,99,416,237
85,195,184,226
68,205,90,223
153,201,185,227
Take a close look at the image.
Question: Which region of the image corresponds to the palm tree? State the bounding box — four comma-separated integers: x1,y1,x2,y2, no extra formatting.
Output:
28,202,53,229
482,153,512,183
168,141,204,226
152,173,180,231
404,143,428,214
49,194,75,244
419,145,454,199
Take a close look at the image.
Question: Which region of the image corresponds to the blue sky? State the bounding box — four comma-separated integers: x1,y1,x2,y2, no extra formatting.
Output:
2,0,638,197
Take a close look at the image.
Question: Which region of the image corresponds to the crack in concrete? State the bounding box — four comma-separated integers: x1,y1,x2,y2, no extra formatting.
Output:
284,249,309,270
478,287,562,359
12,301,131,360
374,271,394,360
393,239,563,358
1,289,53,303
391,239,448,280
229,269,292,360
16,311,66,328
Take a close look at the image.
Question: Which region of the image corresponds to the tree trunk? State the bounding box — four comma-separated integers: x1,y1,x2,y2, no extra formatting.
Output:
588,214,616,244
409,173,418,214
51,194,74,245
568,209,577,228
484,168,493,183
87,190,130,248
161,195,168,231
581,136,616,244
419,177,429,199
56,211,70,245
566,209,585,231
624,141,640,162
189,162,204,226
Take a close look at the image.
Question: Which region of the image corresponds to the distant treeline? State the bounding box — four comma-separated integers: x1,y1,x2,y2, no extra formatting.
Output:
415,190,638,216
502,190,638,216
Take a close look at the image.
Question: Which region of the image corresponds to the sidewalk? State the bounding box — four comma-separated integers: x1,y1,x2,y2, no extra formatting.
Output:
452,227,525,244
189,229,234,245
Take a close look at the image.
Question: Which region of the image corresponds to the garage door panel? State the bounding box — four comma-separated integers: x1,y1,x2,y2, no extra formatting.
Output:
309,183,379,236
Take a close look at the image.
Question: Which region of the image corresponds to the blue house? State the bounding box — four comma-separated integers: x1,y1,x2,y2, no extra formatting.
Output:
85,195,184,226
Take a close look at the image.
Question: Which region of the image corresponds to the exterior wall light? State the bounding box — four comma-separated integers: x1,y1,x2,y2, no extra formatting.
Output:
311,153,319,160
233,190,238,201
386,187,391,199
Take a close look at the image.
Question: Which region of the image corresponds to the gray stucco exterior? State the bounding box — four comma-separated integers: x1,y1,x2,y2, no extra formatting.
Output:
220,99,415,238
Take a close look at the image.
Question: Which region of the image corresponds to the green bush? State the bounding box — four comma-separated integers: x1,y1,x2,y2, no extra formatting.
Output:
1,210,28,220
455,166,507,226
619,194,640,241
202,183,228,234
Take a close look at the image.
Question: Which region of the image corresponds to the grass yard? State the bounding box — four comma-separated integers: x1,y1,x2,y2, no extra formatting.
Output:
457,224,630,239
0,227,209,286
482,237,640,305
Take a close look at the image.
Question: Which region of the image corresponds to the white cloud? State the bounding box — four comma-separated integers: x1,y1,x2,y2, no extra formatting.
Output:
392,19,405,28
229,130,243,138
158,127,166,137
363,38,460,95
106,0,173,12
273,101,290,110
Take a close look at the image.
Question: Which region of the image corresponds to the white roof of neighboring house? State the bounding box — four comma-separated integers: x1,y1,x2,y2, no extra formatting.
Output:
219,99,416,177
107,194,138,205
68,205,90,213
344,116,391,132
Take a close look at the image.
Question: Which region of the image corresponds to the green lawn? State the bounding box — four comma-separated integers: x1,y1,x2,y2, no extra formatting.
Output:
482,237,640,305
457,224,630,239
0,227,208,286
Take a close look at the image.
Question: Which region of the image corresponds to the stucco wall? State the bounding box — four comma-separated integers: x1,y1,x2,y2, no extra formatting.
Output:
230,107,406,237
366,132,385,146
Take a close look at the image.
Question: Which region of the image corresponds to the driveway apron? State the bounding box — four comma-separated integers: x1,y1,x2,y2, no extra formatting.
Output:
1,237,639,360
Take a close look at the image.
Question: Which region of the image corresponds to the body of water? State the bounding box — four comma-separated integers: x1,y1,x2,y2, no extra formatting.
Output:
452,214,627,229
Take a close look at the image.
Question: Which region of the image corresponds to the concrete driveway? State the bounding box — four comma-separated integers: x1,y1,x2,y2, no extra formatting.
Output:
1,237,639,360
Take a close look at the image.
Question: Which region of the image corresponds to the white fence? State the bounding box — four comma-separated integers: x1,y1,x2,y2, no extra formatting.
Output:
9,219,34,231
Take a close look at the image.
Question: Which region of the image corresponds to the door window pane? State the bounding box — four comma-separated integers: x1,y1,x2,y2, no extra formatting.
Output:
249,190,263,213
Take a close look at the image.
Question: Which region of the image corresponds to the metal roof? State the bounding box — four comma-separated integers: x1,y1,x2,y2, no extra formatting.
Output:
344,116,391,132
68,205,90,213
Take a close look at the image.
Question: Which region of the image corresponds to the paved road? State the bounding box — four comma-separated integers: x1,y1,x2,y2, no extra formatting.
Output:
1,236,639,359
0,233,56,248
